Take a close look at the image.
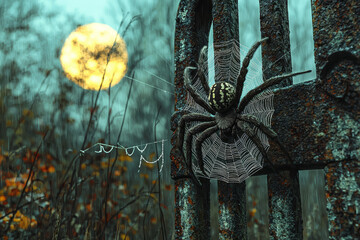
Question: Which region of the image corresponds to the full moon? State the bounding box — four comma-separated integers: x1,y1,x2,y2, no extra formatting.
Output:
60,23,128,90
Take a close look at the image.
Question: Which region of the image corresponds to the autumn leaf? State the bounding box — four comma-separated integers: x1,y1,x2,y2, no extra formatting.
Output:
120,234,130,240
39,165,55,173
118,166,127,173
81,163,87,170
148,152,156,161
35,131,47,137
45,153,54,161
144,162,154,169
100,159,115,168
164,185,172,191
114,170,121,176
118,155,132,162
9,188,21,197
86,203,92,212
160,203,168,210
0,195,6,202
48,165,55,173
249,208,257,218
22,109,34,118
140,173,149,179
15,127,23,135
150,193,157,202
6,120,12,127
0,154,5,165
150,217,157,224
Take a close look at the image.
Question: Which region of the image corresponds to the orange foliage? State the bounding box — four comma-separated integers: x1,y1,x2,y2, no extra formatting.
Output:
140,173,149,179
249,208,257,217
86,203,92,212
120,233,130,240
0,154,5,165
0,211,37,230
22,109,34,118
39,165,55,173
81,163,87,170
114,170,121,176
150,217,157,224
118,155,132,162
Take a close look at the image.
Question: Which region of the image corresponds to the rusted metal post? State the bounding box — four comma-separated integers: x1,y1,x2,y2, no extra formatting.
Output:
171,0,212,239
259,0,303,239
260,0,292,87
312,1,360,238
212,1,248,239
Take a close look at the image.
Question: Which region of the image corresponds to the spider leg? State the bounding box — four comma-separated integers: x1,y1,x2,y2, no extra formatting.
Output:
237,115,277,138
237,121,284,179
237,70,311,113
184,67,216,115
185,121,217,177
177,113,215,152
194,125,219,175
237,114,292,163
197,46,210,95
234,37,269,105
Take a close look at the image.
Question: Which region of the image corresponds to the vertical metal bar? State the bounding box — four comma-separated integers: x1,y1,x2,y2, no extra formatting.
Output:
218,182,247,239
172,0,212,239
260,0,292,86
311,0,359,79
259,0,303,239
267,171,303,240
212,1,247,239
312,1,359,237
212,0,240,82
325,161,360,239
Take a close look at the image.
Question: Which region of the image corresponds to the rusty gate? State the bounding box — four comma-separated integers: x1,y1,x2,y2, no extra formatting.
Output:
170,0,359,239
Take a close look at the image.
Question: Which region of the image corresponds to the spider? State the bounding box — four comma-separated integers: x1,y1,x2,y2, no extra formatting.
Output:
176,37,311,182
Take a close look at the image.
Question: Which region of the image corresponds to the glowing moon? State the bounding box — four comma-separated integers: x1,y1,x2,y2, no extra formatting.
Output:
60,23,128,90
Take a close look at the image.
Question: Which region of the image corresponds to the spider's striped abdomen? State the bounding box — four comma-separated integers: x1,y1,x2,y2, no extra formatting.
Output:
208,82,236,113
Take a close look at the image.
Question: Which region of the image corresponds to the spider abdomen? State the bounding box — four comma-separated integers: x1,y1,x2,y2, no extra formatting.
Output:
208,82,236,113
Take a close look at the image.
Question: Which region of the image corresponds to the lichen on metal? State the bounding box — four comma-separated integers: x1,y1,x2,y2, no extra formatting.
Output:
325,161,360,238
312,0,359,79
326,111,360,161
218,182,246,240
267,172,302,240
172,0,212,239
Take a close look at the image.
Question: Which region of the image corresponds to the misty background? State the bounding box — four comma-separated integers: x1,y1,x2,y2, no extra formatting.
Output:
0,0,327,239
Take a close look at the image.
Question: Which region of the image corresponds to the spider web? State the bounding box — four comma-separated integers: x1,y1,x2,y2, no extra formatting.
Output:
80,139,166,173
183,39,274,183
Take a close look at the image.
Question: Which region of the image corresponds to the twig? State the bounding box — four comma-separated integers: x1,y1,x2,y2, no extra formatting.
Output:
3,129,48,233
153,107,167,240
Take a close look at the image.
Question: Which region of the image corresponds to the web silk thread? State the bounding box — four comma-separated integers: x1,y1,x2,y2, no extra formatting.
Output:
80,139,166,173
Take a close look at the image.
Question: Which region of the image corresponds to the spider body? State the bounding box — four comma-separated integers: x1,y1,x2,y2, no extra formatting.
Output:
214,109,236,130
176,38,311,181
208,82,236,113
